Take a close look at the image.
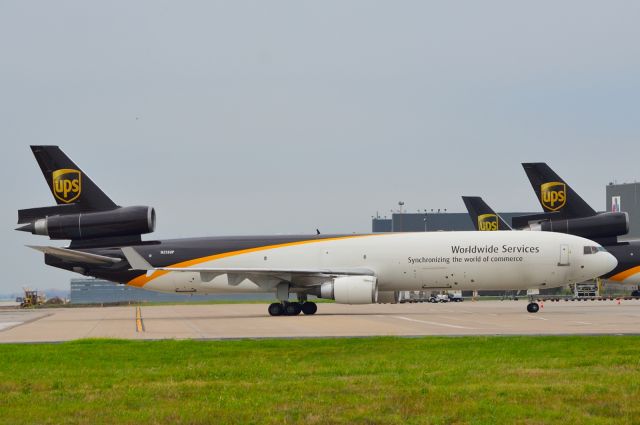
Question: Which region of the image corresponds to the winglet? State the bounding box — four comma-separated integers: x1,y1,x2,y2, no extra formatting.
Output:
121,247,155,276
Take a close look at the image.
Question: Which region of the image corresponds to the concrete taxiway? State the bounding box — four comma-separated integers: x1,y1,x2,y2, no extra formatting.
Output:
0,300,639,343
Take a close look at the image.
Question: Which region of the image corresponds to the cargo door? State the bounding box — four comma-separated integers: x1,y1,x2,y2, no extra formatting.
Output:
558,245,570,266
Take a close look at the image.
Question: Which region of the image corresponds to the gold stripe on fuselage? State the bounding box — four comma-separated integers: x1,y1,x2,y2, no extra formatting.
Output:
609,265,640,282
127,234,378,288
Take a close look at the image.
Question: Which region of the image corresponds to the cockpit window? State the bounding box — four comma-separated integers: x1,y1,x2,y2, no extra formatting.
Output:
583,246,603,255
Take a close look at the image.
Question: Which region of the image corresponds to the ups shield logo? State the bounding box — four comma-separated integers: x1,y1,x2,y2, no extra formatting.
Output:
541,182,566,211
478,214,498,231
52,169,81,203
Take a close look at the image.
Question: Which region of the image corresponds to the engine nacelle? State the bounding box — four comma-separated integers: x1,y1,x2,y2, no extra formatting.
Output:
377,290,399,304
525,212,628,239
319,276,378,304
27,206,155,240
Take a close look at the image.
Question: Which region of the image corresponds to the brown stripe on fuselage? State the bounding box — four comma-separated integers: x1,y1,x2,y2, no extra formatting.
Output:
127,234,379,287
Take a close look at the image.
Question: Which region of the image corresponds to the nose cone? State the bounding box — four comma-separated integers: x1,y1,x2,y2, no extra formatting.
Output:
583,251,618,280
600,251,618,276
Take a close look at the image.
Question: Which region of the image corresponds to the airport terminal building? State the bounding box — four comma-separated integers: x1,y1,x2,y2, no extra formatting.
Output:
70,278,195,304
371,211,536,233
69,278,272,305
607,182,640,240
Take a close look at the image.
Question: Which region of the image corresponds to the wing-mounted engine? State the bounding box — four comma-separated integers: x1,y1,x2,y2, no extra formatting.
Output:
514,212,629,240
315,276,378,304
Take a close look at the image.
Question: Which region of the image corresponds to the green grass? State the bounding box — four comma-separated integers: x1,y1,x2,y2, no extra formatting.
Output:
0,337,639,424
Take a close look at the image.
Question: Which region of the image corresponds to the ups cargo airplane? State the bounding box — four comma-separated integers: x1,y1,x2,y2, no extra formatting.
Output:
519,163,640,286
17,147,616,316
463,163,640,288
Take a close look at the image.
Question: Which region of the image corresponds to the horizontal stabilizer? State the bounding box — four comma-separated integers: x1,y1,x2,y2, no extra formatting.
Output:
28,245,122,265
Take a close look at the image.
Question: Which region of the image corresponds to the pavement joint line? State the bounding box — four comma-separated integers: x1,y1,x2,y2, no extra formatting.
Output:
0,311,53,333
0,322,23,331
390,315,475,329
182,317,206,338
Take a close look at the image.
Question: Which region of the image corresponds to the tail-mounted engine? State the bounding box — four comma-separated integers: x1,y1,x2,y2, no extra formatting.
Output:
521,212,628,239
17,206,155,241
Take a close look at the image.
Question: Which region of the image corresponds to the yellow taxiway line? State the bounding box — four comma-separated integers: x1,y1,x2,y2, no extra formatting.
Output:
135,306,144,333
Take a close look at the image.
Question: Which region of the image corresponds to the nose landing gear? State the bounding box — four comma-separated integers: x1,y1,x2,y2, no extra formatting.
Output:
526,302,540,313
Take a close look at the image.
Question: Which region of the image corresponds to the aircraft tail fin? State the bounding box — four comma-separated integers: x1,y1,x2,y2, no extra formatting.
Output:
462,196,512,231
30,145,118,211
521,162,596,218
18,147,152,250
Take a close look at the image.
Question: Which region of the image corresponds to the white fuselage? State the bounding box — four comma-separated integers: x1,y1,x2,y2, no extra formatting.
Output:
138,231,617,295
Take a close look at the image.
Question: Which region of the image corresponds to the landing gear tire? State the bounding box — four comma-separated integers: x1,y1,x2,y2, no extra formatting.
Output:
268,303,284,316
284,302,302,316
301,302,318,315
527,302,540,313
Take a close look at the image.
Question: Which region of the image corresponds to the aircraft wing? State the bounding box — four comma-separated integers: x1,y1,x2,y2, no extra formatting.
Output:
28,245,122,265
121,247,374,284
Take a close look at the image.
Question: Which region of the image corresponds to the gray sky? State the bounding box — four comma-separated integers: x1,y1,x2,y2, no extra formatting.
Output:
1,1,639,293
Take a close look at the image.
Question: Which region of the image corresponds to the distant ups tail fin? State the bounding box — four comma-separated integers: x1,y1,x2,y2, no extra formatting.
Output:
462,196,512,231
30,146,117,211
522,163,596,218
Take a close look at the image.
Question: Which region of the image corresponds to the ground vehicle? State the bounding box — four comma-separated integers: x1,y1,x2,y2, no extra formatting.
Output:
429,294,450,303
20,289,45,308
448,293,464,302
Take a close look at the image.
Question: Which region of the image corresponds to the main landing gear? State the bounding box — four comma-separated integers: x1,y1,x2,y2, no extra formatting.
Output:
268,301,318,316
526,302,540,313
